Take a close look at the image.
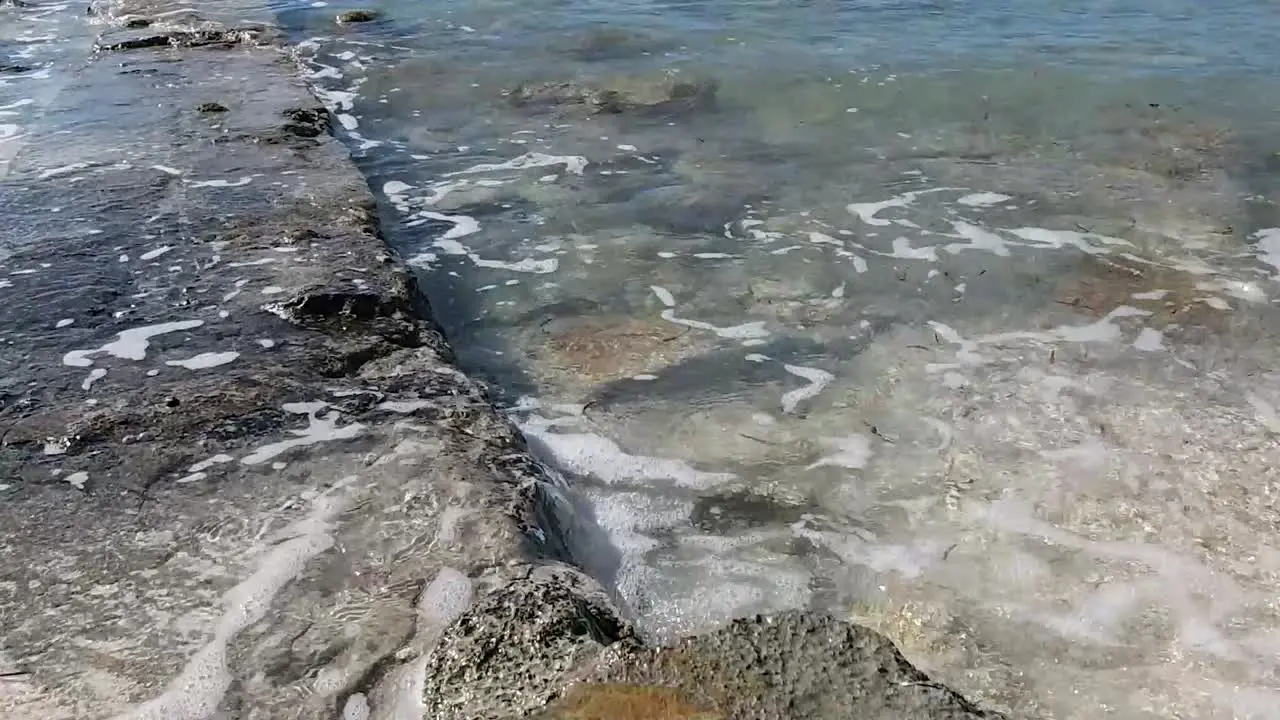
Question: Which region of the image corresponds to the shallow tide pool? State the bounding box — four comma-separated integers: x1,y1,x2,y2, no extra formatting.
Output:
288,0,1277,716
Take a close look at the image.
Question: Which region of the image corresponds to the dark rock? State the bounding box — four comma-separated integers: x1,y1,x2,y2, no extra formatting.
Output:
95,28,263,53
124,16,150,28
336,9,379,24
281,106,331,138
196,101,228,113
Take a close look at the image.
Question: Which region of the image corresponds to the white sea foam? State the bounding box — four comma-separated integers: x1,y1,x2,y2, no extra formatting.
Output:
806,433,873,470
956,192,1012,207
241,403,366,465
521,416,734,490
188,176,253,188
165,351,240,370
81,367,106,390
1132,327,1164,352
847,187,956,226
444,152,587,177
190,454,233,473
1252,228,1280,276
470,256,557,273
38,162,91,179
377,567,473,720
780,364,833,414
63,319,204,367
659,309,769,339
946,221,1011,256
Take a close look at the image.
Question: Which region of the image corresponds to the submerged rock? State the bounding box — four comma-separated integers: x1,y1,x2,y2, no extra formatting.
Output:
534,315,709,389
507,74,718,116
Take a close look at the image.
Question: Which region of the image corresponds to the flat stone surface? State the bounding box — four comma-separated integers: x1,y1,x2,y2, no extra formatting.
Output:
0,3,1009,720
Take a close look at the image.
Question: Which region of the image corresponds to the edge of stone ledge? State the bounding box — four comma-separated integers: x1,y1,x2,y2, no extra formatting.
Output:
83,0,591,566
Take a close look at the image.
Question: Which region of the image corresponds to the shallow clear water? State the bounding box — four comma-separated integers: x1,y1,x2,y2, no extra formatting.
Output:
36,0,1280,716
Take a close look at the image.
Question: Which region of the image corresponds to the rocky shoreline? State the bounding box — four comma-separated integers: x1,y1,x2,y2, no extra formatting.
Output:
0,2,1005,718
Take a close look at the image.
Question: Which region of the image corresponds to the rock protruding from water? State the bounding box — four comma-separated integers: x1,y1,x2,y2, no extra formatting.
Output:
335,9,378,24
420,565,640,719
419,570,1002,720
583,611,1005,720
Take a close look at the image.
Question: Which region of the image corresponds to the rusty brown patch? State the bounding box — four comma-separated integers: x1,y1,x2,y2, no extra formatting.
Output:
543,683,721,720
1052,255,1229,330
536,317,704,386
1098,108,1235,182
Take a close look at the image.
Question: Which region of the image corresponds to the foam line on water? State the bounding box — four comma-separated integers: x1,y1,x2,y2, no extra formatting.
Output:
377,567,474,720
846,187,958,226
1251,228,1280,277
956,192,1011,207
780,363,833,414
658,308,769,340
442,152,587,177
520,414,735,490
805,433,873,470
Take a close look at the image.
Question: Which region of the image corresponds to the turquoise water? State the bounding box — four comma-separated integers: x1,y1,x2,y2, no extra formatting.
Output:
294,1,1280,717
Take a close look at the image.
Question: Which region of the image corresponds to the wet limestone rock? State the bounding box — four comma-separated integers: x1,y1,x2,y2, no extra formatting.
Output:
534,315,709,389
581,611,1005,720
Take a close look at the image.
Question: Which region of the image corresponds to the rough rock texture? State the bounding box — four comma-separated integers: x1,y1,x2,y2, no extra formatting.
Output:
0,2,1008,719
580,612,1002,720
